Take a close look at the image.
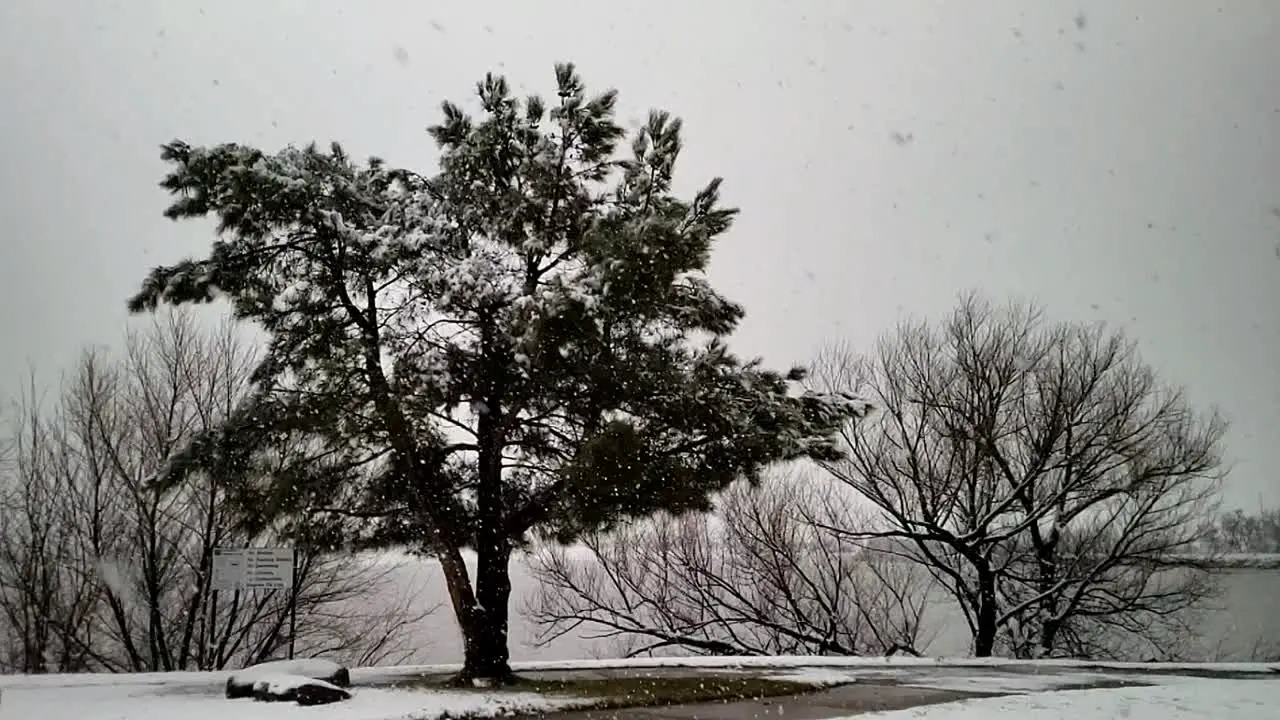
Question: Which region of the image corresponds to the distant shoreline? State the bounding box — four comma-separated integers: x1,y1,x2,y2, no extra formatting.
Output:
1171,553,1280,570
363,548,1280,571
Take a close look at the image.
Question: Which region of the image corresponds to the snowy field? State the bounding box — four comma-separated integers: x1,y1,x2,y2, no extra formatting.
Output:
0,681,578,720
839,680,1280,720
2,657,1278,720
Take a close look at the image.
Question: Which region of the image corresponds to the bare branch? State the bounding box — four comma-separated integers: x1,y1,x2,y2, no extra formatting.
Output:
523,472,931,658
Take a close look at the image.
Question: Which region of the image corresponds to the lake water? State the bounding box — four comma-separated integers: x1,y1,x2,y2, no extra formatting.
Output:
367,553,1280,665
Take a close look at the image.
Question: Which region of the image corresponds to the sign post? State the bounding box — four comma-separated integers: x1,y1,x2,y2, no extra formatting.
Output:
209,548,247,669
210,546,297,660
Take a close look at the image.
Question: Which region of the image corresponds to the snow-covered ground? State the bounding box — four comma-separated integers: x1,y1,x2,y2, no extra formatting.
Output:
2,657,1277,720
835,679,1280,720
0,672,579,720
766,666,1157,694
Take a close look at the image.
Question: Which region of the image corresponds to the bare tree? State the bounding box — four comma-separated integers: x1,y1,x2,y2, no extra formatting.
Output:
811,293,1226,659
1206,508,1280,554
525,473,931,658
0,310,438,672
0,374,100,673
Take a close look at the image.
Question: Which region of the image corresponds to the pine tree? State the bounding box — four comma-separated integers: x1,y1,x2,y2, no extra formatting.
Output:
129,64,865,682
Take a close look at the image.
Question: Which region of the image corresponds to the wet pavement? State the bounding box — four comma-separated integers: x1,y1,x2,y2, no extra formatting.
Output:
503,663,1279,720
521,683,997,720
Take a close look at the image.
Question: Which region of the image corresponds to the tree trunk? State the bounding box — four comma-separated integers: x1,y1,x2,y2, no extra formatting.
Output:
1038,616,1061,657
1032,447,1067,658
432,548,482,665
974,572,998,657
458,544,514,684
452,340,516,686
1034,553,1063,657
425,444,517,687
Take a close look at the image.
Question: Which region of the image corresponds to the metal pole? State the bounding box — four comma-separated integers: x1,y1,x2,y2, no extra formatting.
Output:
207,589,219,670
287,592,297,660
225,588,241,668
287,549,298,660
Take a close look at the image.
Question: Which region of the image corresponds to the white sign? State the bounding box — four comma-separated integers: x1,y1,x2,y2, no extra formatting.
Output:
211,548,246,592
244,547,295,590
211,547,295,591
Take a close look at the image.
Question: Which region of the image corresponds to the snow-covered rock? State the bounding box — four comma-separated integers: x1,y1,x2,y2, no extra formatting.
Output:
225,658,350,699
250,674,352,705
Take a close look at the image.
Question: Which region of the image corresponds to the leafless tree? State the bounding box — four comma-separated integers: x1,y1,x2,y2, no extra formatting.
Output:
810,293,1226,659
1230,634,1280,663
524,473,931,658
0,374,100,673
0,310,437,672
1206,507,1280,554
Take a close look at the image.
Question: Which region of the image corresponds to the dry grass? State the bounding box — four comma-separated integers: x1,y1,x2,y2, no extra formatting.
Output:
399,673,822,711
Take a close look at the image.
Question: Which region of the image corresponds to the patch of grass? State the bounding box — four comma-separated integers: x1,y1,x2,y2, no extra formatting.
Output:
401,674,822,711
520,675,818,709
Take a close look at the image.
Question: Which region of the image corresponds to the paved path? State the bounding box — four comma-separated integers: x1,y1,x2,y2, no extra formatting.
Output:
528,683,999,720
506,664,1278,720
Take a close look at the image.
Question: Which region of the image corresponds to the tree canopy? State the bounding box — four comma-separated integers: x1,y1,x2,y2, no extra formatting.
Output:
128,63,864,680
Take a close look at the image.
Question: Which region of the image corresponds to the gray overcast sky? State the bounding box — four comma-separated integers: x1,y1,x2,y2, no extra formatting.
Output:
1,1,1276,508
